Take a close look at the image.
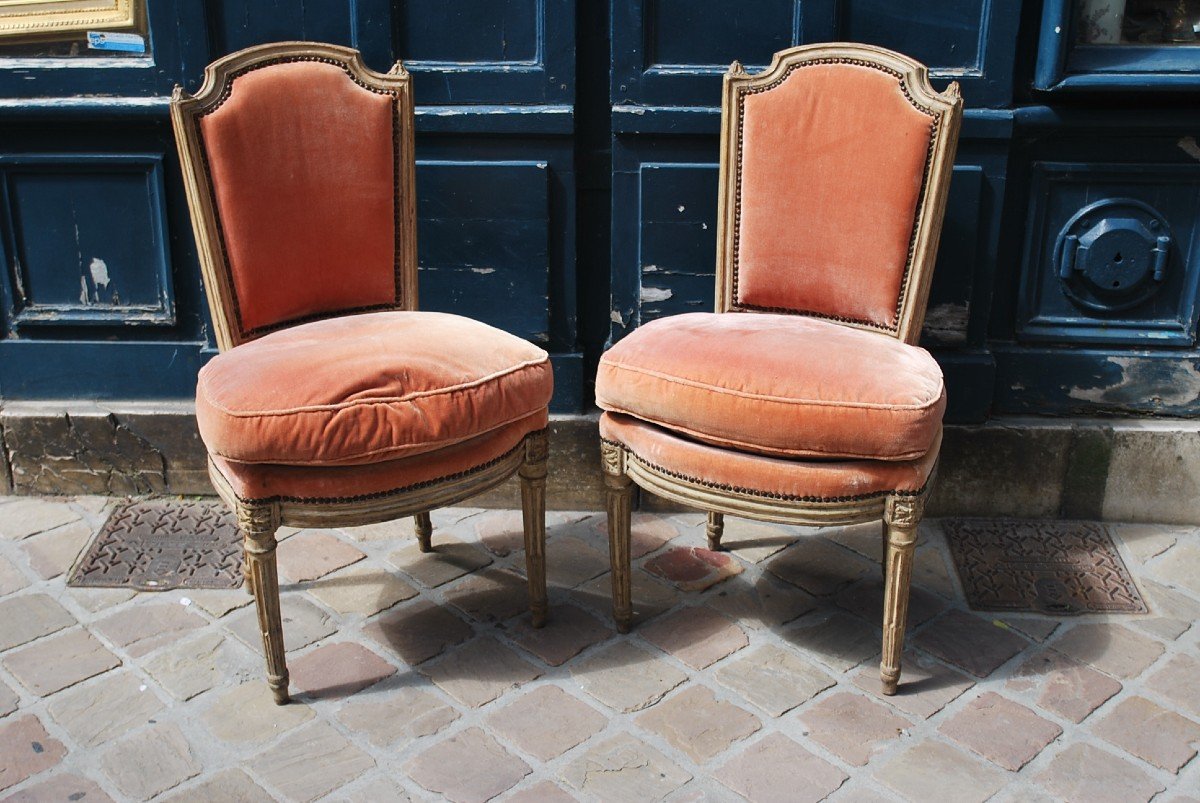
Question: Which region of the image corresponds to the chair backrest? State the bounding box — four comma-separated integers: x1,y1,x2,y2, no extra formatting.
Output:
171,42,416,350
715,43,962,344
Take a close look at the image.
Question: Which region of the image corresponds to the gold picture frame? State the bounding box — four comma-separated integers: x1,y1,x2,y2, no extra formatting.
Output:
0,0,137,40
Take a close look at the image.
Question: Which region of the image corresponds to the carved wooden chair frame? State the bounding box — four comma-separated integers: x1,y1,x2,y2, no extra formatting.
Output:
602,42,962,694
172,42,548,704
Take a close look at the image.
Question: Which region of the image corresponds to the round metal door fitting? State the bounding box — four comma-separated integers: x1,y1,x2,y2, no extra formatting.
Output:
1053,198,1173,313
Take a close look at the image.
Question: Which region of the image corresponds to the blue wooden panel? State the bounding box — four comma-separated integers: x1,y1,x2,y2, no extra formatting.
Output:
994,347,1200,415
613,0,809,108
1016,162,1200,347
841,0,985,72
400,0,538,61
923,166,985,346
837,0,1021,106
647,0,797,67
398,0,574,105
613,0,1018,109
416,161,550,344
0,155,174,327
637,163,718,323
0,341,208,399
207,0,392,69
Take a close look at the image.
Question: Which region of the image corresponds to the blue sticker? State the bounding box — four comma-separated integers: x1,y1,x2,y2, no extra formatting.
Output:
86,31,146,53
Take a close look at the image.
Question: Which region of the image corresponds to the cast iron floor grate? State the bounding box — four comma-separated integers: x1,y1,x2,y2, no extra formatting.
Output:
68,499,242,591
942,519,1146,615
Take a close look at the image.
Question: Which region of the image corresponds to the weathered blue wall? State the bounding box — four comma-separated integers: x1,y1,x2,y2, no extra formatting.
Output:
1,0,1198,420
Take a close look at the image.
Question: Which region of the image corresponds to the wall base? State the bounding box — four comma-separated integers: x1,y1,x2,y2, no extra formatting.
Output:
1,403,1195,524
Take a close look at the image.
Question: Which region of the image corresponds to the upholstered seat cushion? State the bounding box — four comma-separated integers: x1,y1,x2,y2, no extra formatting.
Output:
601,412,939,501
595,312,944,461
196,311,553,466
212,411,547,503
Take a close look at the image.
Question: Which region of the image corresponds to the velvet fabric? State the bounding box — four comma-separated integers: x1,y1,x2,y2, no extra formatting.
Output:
200,60,399,336
601,413,937,500
197,311,553,467
595,312,944,461
213,412,547,503
735,63,933,328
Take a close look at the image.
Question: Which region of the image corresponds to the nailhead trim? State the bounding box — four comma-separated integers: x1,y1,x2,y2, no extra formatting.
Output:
602,438,927,503
729,57,941,335
194,55,407,340
229,430,546,506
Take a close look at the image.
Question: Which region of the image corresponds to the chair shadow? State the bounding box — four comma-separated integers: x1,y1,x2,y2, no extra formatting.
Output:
283,511,1110,704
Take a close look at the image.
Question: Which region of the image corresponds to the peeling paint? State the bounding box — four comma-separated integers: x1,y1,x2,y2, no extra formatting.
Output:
470,267,496,274
921,302,969,344
643,264,658,272
79,276,89,305
1067,357,1200,407
89,257,110,289
1178,136,1200,162
610,309,626,326
640,286,673,303
677,205,686,213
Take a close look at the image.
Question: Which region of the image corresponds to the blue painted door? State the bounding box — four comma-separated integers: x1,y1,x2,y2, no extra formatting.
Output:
0,1,583,410
4,1,1197,421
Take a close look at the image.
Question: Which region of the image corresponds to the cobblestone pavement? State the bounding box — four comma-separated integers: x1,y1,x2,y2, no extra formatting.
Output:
1,495,1199,802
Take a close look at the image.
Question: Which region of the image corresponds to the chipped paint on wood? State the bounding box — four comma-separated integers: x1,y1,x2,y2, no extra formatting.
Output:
922,302,970,344
88,258,110,289
1068,356,1200,407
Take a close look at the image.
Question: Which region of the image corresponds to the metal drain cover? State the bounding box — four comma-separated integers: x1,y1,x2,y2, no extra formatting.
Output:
943,519,1146,615
69,499,242,591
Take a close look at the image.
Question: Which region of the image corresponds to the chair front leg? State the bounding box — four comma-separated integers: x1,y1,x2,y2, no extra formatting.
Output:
601,441,634,633
706,512,725,551
242,546,253,595
238,502,289,705
880,494,923,695
414,511,433,553
519,431,549,628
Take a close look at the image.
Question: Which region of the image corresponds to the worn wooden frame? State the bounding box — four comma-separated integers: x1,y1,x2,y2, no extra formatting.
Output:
605,43,961,695
0,0,136,39
172,43,546,705
714,42,962,344
171,41,419,351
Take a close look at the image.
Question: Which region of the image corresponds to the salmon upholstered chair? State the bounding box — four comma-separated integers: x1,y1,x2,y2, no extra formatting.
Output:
171,43,553,704
595,43,962,694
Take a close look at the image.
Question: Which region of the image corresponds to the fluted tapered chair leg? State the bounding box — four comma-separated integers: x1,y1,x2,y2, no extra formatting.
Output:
601,442,634,633
880,494,923,695
239,503,289,705
519,431,549,628
414,511,433,553
242,546,253,595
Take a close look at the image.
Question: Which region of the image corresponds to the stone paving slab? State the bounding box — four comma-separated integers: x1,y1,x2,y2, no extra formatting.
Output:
0,497,1197,801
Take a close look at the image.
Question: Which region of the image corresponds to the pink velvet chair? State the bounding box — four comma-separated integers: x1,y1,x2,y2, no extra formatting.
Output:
171,42,553,704
595,43,962,694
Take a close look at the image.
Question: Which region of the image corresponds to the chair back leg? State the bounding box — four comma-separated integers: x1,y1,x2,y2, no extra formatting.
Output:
706,512,725,551
237,502,290,705
519,431,550,628
414,511,433,553
880,493,924,695
601,441,635,633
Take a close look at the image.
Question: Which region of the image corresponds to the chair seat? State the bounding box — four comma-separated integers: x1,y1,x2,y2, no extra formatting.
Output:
601,412,939,501
212,411,546,503
196,311,553,466
595,312,944,461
